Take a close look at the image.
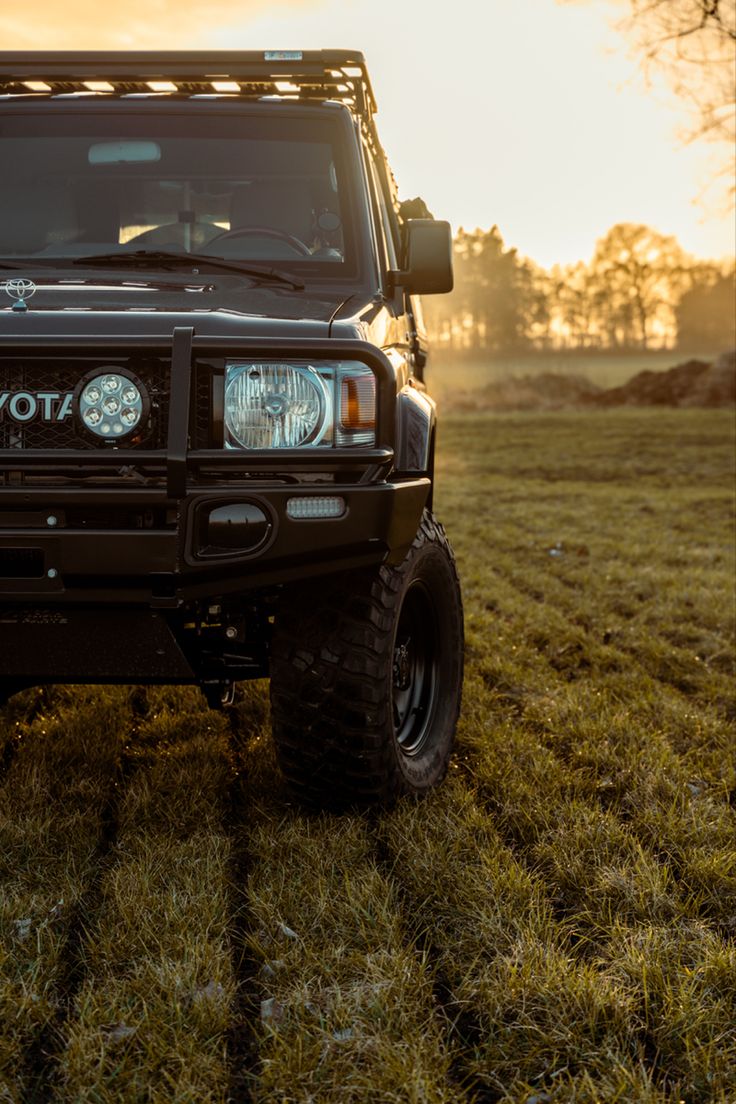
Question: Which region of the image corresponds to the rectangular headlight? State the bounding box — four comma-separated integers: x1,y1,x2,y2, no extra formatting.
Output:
223,361,375,449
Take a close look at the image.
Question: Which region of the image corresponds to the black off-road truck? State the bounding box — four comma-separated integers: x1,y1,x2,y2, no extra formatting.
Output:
0,51,463,806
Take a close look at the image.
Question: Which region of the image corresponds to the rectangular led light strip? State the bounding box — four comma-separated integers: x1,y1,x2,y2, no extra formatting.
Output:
286,496,346,520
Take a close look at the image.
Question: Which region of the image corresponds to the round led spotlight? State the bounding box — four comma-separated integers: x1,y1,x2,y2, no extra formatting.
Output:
75,367,149,443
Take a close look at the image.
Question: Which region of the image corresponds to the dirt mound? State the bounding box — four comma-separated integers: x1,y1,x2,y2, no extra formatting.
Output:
451,372,602,413
591,352,735,407
686,349,736,406
446,352,735,412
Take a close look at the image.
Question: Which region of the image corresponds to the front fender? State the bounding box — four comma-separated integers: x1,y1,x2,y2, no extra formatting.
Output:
395,385,436,476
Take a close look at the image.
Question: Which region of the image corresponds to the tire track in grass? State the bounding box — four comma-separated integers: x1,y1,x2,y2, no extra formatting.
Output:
376,780,649,1102
512,673,736,938
56,688,235,1104
442,422,733,717
452,679,736,1099
227,682,454,1103
23,754,129,1103
459,678,732,946
0,687,129,1102
476,550,731,721
602,920,736,1103
367,824,472,1100
225,688,268,1104
26,689,151,1100
476,517,734,715
456,555,735,936
442,570,733,1095
463,571,735,939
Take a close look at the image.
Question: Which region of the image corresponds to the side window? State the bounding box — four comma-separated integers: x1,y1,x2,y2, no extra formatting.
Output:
365,152,398,272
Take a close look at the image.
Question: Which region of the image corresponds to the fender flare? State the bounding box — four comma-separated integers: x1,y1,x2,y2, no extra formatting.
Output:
394,385,436,478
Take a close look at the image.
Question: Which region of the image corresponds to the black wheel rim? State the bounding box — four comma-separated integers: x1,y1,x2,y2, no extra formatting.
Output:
392,581,439,756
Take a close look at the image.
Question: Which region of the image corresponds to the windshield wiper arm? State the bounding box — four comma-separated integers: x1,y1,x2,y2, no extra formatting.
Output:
71,250,304,289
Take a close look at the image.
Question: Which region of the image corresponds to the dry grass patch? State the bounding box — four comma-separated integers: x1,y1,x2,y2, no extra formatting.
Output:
57,690,235,1104
430,409,735,1100
378,783,653,1100
0,688,127,1100
605,921,736,1102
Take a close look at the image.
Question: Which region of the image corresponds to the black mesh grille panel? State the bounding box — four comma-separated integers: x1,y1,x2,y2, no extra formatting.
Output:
194,364,212,449
0,356,171,449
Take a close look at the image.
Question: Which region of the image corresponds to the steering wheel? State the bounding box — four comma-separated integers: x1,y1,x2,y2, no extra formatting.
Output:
203,226,311,257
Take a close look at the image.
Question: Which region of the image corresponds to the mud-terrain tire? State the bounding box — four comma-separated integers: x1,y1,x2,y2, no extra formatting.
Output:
269,510,463,807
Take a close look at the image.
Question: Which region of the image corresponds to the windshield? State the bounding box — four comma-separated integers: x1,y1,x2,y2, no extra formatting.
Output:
0,109,356,276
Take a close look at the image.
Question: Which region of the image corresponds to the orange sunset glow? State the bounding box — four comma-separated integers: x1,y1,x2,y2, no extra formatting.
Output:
2,0,734,268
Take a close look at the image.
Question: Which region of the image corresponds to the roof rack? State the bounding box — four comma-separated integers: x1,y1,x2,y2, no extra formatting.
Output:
0,49,378,119
0,49,398,209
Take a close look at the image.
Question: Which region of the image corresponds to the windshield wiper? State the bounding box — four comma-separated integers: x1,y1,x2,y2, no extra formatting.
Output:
71,249,304,290
1,257,77,270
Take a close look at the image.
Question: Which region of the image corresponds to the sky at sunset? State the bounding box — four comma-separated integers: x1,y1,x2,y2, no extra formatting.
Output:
2,0,733,268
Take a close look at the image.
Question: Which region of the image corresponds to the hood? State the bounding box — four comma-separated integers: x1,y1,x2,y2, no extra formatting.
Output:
0,272,357,340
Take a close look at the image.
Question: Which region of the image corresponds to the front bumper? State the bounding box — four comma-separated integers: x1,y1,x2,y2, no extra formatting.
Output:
0,470,429,688
0,477,430,603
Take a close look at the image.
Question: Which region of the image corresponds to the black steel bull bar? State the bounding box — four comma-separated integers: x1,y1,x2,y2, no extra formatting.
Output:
0,328,397,498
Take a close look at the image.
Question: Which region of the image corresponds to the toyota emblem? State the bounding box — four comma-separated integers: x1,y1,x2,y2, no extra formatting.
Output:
4,278,37,310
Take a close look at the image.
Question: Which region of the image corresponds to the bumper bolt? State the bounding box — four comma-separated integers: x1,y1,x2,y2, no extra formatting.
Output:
47,515,58,527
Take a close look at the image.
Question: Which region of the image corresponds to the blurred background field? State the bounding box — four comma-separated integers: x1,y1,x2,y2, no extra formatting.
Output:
420,213,735,414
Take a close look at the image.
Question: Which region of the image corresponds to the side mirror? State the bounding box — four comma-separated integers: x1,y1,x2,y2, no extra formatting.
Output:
392,219,453,295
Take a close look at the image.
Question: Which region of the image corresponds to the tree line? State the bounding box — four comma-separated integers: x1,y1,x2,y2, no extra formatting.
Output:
422,222,735,355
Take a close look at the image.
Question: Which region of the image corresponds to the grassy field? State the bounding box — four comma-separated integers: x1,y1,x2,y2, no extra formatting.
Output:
1,407,734,1103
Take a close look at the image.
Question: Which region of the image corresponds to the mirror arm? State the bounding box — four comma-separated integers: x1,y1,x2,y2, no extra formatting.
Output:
387,269,411,293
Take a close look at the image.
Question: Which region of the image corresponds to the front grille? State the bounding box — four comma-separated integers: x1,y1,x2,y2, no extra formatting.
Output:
0,356,171,449
194,363,213,449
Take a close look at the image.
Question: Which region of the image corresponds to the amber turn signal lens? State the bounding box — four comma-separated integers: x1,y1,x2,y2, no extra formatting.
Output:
340,374,375,430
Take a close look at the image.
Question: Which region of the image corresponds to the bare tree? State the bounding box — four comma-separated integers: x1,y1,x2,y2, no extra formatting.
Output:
590,222,687,349
620,0,736,204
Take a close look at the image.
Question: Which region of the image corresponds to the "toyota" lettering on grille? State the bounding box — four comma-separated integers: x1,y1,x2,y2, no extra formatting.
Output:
0,392,73,422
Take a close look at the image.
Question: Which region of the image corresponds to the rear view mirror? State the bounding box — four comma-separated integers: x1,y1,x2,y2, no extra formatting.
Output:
88,141,161,165
393,219,453,295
